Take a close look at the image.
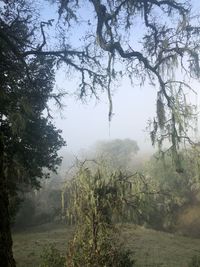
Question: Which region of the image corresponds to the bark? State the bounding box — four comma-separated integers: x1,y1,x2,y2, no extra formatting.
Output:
0,137,16,267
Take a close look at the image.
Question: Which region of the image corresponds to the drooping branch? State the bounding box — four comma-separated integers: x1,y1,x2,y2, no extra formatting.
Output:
87,0,199,161
3,0,199,166
0,12,108,100
107,54,113,122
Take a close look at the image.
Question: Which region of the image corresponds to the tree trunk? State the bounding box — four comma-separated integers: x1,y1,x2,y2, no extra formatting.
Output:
0,138,16,267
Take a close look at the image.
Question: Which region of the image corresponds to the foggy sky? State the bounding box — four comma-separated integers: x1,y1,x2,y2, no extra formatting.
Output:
42,0,200,156
53,75,157,154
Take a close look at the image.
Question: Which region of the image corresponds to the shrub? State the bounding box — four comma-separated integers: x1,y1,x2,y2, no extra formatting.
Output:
39,244,66,267
188,255,200,267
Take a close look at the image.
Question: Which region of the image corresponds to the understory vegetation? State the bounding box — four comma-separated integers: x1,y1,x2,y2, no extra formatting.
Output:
12,140,200,266
13,223,200,267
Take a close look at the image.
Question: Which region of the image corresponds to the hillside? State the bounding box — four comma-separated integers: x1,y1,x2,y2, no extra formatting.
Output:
13,223,200,267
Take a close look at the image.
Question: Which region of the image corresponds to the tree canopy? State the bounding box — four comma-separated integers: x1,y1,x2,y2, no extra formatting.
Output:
94,139,139,171
50,0,200,156
0,0,66,193
0,1,65,265
2,0,200,154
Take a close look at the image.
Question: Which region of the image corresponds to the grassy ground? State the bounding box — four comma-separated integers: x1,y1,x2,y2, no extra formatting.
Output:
13,223,200,267
13,224,72,267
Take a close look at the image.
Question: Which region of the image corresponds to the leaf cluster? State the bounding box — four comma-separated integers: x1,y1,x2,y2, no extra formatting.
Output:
0,2,65,195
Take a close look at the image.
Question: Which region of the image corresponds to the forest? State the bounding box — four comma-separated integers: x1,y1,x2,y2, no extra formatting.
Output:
1,0,200,266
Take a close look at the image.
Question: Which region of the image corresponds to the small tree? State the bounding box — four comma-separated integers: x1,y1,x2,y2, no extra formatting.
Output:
64,163,158,266
65,167,135,266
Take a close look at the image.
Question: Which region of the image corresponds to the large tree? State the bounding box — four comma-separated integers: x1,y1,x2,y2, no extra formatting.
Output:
3,0,200,157
53,0,200,162
0,2,66,266
1,0,200,266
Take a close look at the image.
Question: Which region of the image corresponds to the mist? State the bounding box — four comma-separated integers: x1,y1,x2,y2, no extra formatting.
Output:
3,0,200,266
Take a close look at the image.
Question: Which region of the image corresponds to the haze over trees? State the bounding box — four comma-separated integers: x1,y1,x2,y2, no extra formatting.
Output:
94,139,139,171
1,0,200,266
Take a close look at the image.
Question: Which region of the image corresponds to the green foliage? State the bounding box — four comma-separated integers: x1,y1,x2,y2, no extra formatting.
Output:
0,0,65,203
67,232,135,267
188,255,200,267
0,3,65,262
65,166,135,267
39,244,66,267
14,184,63,229
64,162,157,225
144,149,200,231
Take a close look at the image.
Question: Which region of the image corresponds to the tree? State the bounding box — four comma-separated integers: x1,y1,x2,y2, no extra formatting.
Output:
144,149,200,230
53,0,200,166
0,2,65,266
63,161,161,266
2,0,200,161
65,165,135,266
94,139,139,171
3,0,199,156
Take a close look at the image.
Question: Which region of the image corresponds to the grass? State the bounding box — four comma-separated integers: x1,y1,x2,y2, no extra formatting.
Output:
13,223,72,267
13,223,200,267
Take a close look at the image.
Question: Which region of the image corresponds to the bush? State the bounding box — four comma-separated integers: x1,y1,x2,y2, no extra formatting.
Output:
111,248,135,267
67,230,135,267
39,244,66,267
188,255,200,267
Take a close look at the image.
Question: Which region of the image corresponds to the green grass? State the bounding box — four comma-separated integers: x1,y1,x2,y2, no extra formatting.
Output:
13,223,200,267
13,223,73,267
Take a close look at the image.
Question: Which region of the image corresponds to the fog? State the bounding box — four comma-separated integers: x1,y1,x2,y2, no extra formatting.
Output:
6,1,200,266
52,73,157,156
43,0,200,159
39,1,157,157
